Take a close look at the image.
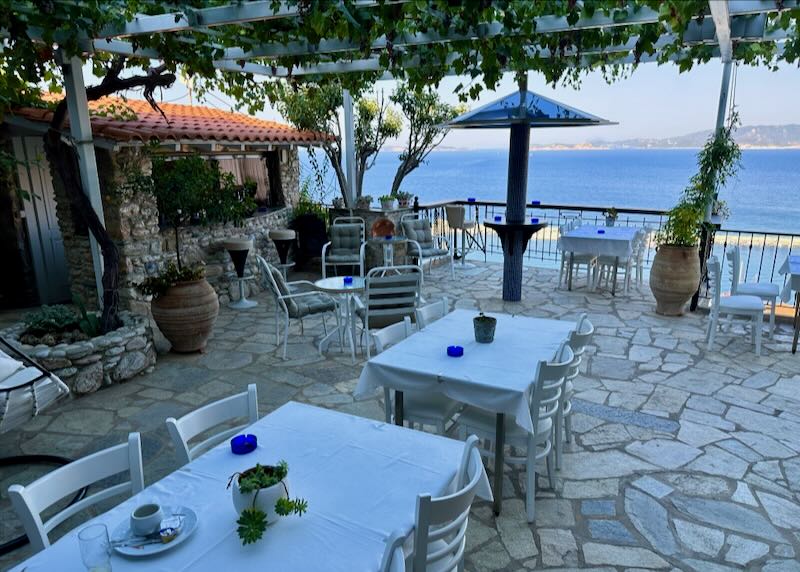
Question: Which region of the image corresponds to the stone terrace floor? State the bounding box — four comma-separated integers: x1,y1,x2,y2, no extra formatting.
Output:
3,262,800,571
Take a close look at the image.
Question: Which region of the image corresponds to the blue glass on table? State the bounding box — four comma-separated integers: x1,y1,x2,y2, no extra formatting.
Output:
531,200,540,205
597,229,606,234
531,217,539,224
494,215,502,222
231,434,258,455
467,197,476,202
343,276,353,285
447,345,464,357
385,235,392,240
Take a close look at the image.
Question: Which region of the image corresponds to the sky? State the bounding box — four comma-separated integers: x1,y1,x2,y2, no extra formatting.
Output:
108,59,800,150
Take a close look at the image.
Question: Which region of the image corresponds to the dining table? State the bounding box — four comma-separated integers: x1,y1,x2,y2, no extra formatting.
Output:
355,309,575,515
559,225,640,294
11,401,491,572
314,275,366,363
779,254,800,354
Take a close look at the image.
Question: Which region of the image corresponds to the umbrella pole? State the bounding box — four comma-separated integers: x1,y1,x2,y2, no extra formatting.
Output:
502,122,531,301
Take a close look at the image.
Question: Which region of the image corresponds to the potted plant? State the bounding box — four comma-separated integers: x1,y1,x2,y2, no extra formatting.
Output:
394,190,413,208
603,207,618,227
473,312,497,343
227,461,308,545
356,194,373,210
650,113,740,316
132,155,253,352
379,194,397,210
331,196,345,209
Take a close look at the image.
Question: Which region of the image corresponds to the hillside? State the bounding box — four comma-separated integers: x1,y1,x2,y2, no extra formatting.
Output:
598,124,800,149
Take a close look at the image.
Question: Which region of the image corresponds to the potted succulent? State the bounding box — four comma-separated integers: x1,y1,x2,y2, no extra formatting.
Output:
227,461,308,545
473,312,497,343
356,194,373,210
603,207,618,227
331,196,345,209
650,113,740,316
379,195,397,210
132,155,253,352
394,190,413,209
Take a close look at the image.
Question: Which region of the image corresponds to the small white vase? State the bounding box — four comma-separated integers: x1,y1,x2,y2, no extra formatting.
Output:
232,477,290,523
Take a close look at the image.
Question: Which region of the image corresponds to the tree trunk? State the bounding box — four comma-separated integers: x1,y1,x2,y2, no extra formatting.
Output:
43,128,121,332
324,145,351,208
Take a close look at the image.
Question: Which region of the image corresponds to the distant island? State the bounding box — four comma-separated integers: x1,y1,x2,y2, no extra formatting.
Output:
529,124,800,151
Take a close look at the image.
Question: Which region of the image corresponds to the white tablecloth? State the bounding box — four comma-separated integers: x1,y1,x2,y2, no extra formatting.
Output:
779,255,800,303
559,225,639,259
12,402,491,572
355,310,575,432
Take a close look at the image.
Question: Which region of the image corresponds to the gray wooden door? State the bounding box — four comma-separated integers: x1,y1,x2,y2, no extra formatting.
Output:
12,136,72,304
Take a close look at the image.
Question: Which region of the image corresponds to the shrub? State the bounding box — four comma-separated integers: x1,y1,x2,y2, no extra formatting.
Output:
24,305,79,335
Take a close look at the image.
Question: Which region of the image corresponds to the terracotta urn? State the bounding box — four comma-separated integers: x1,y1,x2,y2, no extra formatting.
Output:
649,245,700,316
151,278,219,352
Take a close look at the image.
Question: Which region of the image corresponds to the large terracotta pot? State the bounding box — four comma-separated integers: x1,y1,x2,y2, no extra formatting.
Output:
649,245,700,316
151,279,219,352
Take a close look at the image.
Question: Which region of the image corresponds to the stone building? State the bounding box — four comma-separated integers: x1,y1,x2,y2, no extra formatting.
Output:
0,96,329,314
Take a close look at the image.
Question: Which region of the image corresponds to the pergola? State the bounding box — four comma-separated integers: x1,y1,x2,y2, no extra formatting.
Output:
11,0,797,304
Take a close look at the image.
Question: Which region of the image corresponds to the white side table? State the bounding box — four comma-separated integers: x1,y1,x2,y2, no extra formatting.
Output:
314,276,365,363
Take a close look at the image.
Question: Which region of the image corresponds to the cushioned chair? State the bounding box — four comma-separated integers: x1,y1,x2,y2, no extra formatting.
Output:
401,214,454,282
257,255,339,359
727,246,779,338
322,218,366,278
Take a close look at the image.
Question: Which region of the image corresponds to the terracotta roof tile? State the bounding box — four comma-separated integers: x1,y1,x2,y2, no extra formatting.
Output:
9,96,332,145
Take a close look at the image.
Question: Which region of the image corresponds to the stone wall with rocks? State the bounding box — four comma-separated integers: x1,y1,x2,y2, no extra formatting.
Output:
1,312,156,395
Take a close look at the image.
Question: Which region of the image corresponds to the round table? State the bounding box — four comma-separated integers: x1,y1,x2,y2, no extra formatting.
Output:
314,276,365,363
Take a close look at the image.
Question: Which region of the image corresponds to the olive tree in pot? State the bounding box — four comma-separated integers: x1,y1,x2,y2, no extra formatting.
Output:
134,155,254,352
650,113,740,316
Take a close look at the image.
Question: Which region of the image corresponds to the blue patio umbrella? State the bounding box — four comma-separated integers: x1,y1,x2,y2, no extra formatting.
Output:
446,83,615,301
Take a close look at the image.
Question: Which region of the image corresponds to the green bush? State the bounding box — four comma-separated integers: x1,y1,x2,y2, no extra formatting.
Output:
135,263,205,299
24,305,80,335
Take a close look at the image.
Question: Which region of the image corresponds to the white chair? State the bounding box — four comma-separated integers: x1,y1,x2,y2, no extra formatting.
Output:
456,342,573,522
727,247,779,338
556,313,594,469
415,297,449,330
379,436,485,572
593,228,645,294
707,256,764,356
371,317,461,435
322,217,367,278
558,219,596,289
400,213,455,282
256,255,339,359
166,384,259,466
8,433,144,553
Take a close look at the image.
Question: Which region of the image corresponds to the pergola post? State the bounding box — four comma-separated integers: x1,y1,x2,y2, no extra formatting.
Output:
342,89,357,208
61,55,105,307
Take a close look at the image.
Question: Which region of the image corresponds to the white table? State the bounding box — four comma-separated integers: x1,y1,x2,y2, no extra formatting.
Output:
356,309,575,514
560,225,640,294
314,276,366,363
11,402,491,572
779,255,800,354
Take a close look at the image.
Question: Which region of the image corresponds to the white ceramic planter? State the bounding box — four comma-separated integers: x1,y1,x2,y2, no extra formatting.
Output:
232,477,290,522
380,199,396,211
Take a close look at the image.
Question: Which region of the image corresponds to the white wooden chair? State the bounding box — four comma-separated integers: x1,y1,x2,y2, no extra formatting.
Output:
379,436,484,572
415,297,450,330
372,317,461,435
166,384,258,466
256,255,339,359
322,216,367,278
707,256,764,356
558,219,596,289
593,228,645,294
556,313,594,469
727,246,779,338
8,433,144,553
456,342,573,522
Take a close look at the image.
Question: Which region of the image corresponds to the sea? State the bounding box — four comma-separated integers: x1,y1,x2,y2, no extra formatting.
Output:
303,148,800,235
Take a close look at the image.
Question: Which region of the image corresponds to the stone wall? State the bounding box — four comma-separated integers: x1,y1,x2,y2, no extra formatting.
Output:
1,312,156,395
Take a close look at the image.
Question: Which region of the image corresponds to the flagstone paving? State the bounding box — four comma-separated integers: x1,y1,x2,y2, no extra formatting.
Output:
2,261,800,570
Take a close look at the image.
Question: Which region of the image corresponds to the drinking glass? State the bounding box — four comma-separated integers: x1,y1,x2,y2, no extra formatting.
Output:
78,523,112,572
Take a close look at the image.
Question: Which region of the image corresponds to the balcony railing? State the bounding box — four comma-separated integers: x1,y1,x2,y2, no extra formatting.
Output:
416,199,800,296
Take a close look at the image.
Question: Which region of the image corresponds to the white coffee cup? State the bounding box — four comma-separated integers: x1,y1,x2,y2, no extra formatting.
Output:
130,504,163,536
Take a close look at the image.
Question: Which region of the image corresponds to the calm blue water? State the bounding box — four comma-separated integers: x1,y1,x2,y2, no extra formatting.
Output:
344,148,799,234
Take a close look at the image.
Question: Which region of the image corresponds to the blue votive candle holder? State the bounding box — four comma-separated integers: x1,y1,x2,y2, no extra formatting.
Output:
385,235,393,240
231,434,257,455
447,345,464,357
531,200,540,206
343,276,353,285
494,215,502,222
597,229,606,234
467,197,476,203
531,217,539,224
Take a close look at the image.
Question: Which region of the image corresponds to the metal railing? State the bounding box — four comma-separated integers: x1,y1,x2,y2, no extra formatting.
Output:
416,199,800,295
